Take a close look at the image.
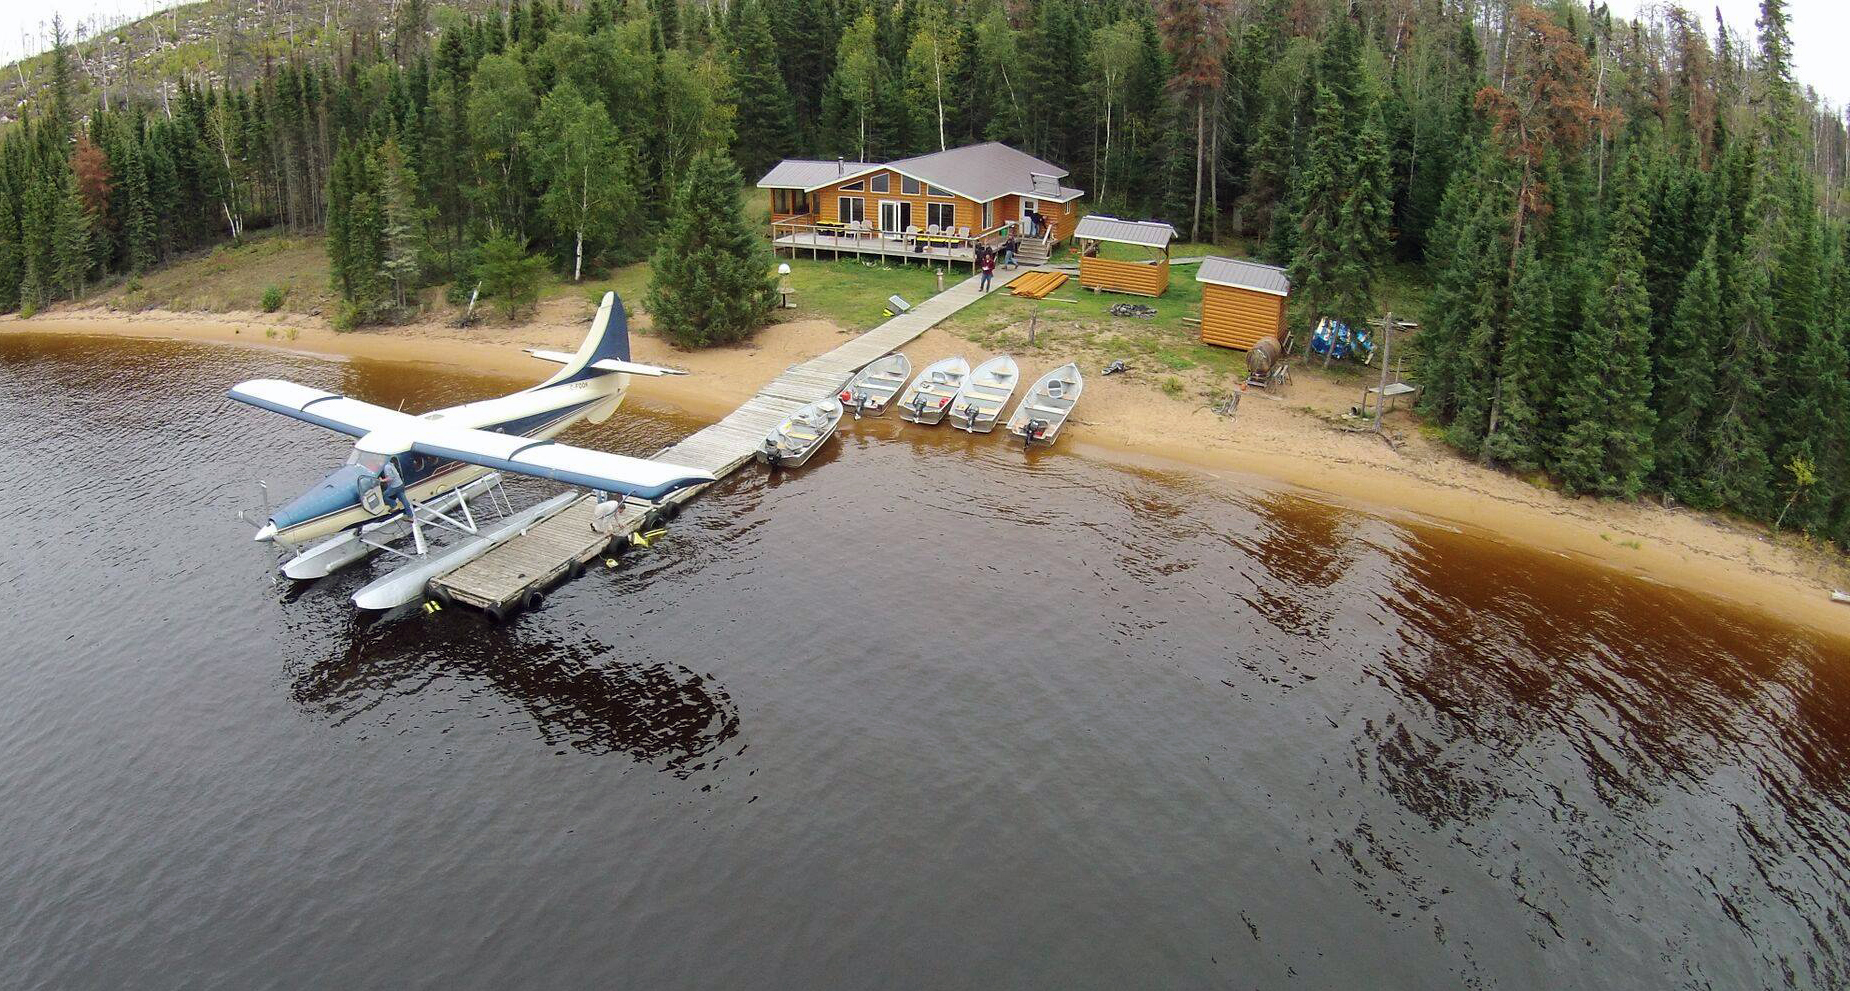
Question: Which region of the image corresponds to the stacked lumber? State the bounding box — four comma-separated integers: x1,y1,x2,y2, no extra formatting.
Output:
1008,271,1069,299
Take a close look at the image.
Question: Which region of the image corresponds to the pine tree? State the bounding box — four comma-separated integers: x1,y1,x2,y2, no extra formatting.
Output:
645,151,775,348
1553,148,1656,498
473,230,549,319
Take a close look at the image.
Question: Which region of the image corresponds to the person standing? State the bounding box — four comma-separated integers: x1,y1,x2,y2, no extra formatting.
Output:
1001,234,1018,270
978,247,995,291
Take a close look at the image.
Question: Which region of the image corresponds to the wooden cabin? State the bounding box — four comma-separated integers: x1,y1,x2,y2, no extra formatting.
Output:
1196,257,1292,351
756,143,1083,268
1073,216,1177,296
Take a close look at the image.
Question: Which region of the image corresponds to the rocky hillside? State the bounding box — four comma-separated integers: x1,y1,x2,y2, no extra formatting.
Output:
1,0,491,127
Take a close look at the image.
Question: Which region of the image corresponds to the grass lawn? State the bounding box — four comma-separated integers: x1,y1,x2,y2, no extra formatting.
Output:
776,257,953,331
944,262,1250,382
92,231,334,315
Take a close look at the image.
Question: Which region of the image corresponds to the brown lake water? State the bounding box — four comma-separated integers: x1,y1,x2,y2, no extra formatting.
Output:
2,333,1849,989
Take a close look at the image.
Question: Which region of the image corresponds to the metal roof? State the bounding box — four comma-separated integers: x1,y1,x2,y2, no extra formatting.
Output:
1073,216,1177,248
759,143,1082,203
757,159,873,188
887,142,1069,202
1196,257,1291,297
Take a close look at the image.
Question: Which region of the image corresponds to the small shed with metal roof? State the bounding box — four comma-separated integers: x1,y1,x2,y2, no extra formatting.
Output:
1196,257,1292,351
1073,216,1177,296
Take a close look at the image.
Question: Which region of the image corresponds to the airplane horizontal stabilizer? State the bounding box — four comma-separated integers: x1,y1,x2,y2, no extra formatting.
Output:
524,349,689,376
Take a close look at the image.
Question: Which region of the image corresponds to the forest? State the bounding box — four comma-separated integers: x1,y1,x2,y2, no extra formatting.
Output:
0,0,1846,544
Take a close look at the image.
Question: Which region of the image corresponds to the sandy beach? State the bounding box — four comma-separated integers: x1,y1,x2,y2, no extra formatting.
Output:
8,298,1848,637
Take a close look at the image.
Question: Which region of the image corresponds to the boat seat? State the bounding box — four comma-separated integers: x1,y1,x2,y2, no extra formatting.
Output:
784,428,820,441
1026,404,1068,417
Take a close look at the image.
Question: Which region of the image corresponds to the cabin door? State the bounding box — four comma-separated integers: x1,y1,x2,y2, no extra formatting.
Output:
879,200,911,235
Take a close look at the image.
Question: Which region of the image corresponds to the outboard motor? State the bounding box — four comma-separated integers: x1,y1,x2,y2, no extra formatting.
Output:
1024,418,1047,451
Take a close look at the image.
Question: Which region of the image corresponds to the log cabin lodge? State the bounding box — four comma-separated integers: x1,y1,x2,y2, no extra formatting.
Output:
757,142,1083,270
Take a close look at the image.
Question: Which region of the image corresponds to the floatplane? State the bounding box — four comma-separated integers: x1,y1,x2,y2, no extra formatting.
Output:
230,291,712,609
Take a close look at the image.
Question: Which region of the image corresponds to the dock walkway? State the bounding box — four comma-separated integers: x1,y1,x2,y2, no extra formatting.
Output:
428,269,1021,617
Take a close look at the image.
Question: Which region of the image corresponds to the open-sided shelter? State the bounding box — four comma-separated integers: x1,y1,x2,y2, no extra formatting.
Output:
1073,216,1177,296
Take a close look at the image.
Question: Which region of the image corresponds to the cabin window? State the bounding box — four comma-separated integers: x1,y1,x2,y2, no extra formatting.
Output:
870,174,890,193
838,196,865,224
981,201,993,229
926,202,956,230
927,184,952,198
901,176,922,196
841,179,864,191
772,189,790,214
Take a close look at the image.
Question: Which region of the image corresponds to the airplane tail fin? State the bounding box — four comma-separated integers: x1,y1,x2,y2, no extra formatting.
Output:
543,291,632,386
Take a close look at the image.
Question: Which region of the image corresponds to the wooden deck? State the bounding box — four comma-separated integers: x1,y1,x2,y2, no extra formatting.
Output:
426,268,1025,619
772,230,979,267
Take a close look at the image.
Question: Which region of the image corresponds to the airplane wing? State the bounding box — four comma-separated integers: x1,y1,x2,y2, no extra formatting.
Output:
363,422,714,501
232,378,714,501
229,379,418,437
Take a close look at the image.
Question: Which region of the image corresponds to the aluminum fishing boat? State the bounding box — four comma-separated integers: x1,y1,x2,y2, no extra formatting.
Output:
840,353,912,417
949,355,1020,433
1005,363,1084,447
897,356,970,425
758,397,844,468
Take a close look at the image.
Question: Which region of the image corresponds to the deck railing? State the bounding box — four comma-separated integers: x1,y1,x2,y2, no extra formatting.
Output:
769,218,1017,266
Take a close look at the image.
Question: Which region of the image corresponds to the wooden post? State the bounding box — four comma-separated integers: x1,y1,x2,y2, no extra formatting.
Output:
1374,310,1393,432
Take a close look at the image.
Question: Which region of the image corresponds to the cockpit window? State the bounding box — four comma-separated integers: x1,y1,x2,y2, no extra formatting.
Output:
346,449,388,472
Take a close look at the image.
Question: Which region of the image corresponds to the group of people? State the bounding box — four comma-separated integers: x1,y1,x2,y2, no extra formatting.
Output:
975,230,1024,291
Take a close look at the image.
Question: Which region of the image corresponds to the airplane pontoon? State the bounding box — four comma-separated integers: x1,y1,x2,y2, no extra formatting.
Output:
230,291,713,609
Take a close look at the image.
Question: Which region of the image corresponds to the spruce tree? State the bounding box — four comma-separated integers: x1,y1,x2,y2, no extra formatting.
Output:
1553,147,1656,498
1288,23,1389,337
1651,234,1721,504
1482,243,1556,471
376,136,426,310
52,167,92,300
644,151,775,348
728,1,797,178
0,186,20,313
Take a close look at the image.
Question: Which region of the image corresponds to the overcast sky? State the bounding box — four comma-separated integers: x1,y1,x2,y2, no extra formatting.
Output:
0,0,1845,107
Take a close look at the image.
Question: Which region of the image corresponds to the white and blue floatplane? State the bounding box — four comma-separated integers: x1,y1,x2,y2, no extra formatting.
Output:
230,291,712,608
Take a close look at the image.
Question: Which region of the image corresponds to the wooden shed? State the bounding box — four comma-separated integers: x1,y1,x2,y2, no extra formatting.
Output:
1074,216,1177,296
1196,257,1291,351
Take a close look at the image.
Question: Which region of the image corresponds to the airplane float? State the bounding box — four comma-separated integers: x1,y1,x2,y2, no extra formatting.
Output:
230,291,712,609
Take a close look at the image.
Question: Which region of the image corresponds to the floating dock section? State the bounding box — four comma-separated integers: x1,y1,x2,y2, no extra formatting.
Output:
426,269,1024,618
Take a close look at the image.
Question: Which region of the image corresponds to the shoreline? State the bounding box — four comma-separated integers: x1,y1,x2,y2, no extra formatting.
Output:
7,302,1848,638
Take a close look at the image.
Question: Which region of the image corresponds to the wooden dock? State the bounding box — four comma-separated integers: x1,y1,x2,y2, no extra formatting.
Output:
427,269,1022,618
